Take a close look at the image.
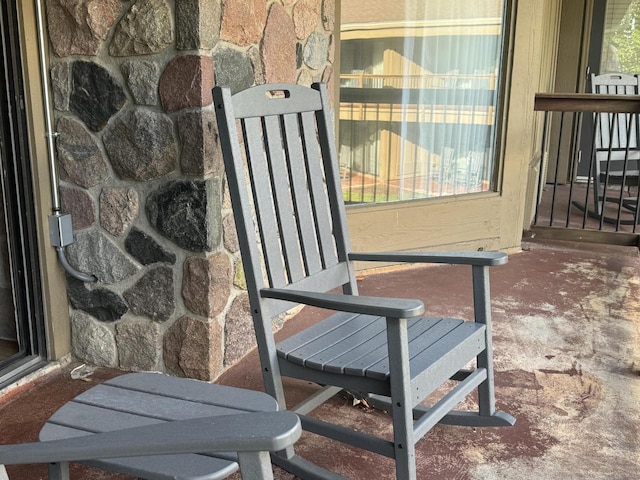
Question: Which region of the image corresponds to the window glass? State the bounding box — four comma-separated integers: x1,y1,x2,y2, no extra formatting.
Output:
601,0,640,74
339,0,507,203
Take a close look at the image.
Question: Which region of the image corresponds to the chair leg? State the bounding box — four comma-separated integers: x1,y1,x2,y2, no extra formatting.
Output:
477,353,496,416
47,462,69,480
387,318,417,480
391,400,417,480
470,266,516,427
271,451,349,480
472,266,497,417
237,451,274,480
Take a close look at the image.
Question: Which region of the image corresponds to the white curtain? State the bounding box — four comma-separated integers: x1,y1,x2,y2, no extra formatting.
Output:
339,0,506,203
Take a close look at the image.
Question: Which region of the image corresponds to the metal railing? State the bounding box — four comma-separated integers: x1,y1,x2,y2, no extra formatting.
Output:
338,86,497,204
530,93,640,245
340,73,497,91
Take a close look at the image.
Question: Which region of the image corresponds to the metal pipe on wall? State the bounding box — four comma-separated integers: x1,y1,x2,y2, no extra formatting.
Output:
34,0,96,283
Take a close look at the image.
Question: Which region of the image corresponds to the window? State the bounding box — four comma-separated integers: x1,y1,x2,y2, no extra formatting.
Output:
339,0,508,204
601,0,640,74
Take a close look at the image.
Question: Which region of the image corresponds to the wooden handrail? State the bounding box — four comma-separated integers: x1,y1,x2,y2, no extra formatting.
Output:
534,93,640,113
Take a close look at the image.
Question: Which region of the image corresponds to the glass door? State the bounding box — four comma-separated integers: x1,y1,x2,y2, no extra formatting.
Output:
0,198,17,361
0,0,46,385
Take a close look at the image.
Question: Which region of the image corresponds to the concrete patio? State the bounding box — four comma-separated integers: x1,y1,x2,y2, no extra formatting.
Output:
0,240,638,479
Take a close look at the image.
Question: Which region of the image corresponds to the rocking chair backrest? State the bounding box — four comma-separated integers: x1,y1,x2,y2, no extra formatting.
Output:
592,73,640,155
214,83,358,323
590,73,640,189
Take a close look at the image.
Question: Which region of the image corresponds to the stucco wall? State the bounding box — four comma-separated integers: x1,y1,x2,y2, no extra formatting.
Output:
45,0,335,380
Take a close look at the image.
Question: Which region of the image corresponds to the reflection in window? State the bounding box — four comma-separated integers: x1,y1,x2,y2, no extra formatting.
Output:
0,163,18,362
601,0,640,74
339,0,507,204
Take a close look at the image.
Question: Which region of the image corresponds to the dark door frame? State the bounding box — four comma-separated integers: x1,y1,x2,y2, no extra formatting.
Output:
0,0,47,388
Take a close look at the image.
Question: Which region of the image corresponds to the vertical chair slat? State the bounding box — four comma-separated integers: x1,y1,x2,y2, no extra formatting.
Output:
300,111,339,269
243,117,287,288
282,113,323,276
313,84,358,294
314,85,352,261
263,115,305,283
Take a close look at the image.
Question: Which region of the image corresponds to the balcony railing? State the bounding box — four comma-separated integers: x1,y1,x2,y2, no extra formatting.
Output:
339,81,497,204
340,73,497,90
530,93,640,245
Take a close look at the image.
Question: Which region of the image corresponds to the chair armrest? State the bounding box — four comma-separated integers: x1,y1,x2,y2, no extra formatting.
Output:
261,288,425,318
0,411,300,466
349,251,508,266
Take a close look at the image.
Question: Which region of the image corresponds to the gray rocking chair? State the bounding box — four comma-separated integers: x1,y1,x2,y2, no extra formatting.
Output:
0,373,301,480
213,82,515,480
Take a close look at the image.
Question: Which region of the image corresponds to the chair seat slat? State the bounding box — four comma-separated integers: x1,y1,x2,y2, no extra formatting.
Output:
307,317,388,375
341,317,452,377
43,404,238,462
103,373,277,412
278,314,483,381
68,384,248,421
277,310,360,356
367,321,485,381
303,315,387,370
46,402,165,433
283,313,380,367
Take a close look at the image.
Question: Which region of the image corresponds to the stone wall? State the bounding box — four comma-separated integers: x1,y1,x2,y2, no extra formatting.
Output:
46,0,335,380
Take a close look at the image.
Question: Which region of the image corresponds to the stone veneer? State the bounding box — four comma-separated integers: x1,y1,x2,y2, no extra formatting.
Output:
47,0,335,381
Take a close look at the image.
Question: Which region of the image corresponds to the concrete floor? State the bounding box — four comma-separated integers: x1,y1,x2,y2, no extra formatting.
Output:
0,240,639,479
